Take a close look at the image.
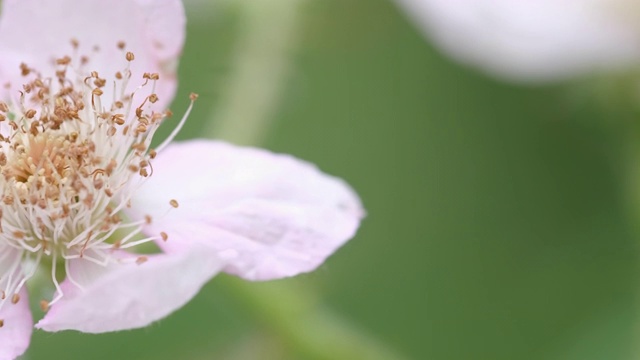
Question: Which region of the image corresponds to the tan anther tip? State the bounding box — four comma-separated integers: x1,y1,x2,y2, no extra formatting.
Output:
56,56,71,65
189,93,199,101
126,52,135,61
11,293,20,304
92,88,104,96
169,199,179,208
136,256,148,265
148,94,158,103
0,319,4,328
160,231,168,242
24,109,36,119
71,38,79,48
117,41,126,50
19,63,30,76
40,300,50,312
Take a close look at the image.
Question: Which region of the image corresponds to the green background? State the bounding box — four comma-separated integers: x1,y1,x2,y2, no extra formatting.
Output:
24,0,640,359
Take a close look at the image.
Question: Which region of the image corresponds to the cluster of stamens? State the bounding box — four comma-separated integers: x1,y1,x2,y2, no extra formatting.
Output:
0,40,196,324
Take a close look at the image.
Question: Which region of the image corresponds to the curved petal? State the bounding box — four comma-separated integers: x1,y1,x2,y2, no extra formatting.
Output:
127,140,364,281
396,0,640,82
0,288,32,360
0,0,185,108
35,247,223,333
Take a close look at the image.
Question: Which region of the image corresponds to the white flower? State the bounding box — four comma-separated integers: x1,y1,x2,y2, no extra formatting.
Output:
0,1,363,358
395,0,640,82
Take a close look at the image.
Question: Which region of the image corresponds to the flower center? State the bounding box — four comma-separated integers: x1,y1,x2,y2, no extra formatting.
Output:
0,40,195,316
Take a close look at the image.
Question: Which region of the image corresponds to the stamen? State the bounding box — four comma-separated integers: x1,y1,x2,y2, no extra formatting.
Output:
155,93,198,153
0,39,192,310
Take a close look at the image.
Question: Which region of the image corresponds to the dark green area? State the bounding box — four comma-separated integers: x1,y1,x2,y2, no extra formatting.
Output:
26,0,639,359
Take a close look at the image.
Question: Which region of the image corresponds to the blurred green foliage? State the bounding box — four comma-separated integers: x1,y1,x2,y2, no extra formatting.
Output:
24,0,640,359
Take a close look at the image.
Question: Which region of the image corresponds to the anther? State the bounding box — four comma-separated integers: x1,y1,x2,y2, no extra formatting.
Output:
170,199,179,208
94,78,106,87
20,63,30,76
11,293,20,304
136,256,148,265
112,114,125,125
56,56,71,65
94,178,104,189
126,52,135,61
40,300,50,312
160,232,168,241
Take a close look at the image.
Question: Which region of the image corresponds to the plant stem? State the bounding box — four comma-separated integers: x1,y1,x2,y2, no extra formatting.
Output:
217,276,409,360
202,0,301,145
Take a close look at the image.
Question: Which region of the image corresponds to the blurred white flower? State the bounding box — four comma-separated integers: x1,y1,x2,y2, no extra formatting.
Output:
395,0,640,82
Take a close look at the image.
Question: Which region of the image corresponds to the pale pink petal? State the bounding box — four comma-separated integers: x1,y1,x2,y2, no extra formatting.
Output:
0,288,32,360
0,0,185,108
127,140,364,281
35,248,223,333
396,0,640,82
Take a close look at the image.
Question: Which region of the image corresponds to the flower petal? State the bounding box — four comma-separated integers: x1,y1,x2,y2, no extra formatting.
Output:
395,0,640,81
128,140,364,281
0,0,185,108
35,248,223,333
0,288,32,360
